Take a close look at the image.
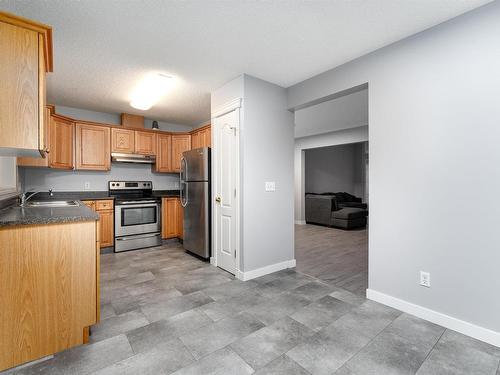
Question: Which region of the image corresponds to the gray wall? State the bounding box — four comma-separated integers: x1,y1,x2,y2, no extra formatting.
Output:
20,105,188,192
295,89,368,138
21,163,179,192
305,143,365,199
241,75,295,272
288,2,500,336
56,105,194,132
212,74,295,273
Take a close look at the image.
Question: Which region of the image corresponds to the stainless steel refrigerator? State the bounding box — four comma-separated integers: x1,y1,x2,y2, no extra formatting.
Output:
180,147,211,259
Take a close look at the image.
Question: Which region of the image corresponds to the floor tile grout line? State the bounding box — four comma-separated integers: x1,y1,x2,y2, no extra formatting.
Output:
340,309,403,373
413,328,447,374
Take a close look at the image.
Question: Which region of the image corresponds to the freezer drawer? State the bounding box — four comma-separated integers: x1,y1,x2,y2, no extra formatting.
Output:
115,232,161,252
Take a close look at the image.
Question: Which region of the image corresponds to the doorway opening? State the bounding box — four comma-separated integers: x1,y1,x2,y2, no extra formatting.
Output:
294,86,369,296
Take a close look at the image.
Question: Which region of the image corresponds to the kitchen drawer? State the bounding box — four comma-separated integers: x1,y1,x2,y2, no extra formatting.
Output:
96,200,113,211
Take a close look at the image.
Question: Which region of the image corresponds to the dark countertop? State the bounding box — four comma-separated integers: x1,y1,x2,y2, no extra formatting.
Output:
29,190,181,201
0,189,181,227
0,202,99,227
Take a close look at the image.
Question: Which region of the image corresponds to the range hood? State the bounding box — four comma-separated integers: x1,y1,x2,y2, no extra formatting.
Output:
111,153,156,164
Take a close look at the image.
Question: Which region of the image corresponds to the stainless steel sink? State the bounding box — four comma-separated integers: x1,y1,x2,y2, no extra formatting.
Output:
22,200,80,208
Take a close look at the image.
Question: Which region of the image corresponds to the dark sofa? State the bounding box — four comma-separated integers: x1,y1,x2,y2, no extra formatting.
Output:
305,192,368,229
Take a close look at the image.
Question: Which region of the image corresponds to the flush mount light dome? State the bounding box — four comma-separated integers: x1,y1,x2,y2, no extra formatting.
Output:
130,73,174,110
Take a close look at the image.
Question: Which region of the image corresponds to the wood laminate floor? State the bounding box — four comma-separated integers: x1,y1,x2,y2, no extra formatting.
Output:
295,224,368,296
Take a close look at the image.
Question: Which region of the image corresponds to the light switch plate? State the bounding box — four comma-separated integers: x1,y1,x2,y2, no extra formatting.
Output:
265,182,276,192
84,182,90,190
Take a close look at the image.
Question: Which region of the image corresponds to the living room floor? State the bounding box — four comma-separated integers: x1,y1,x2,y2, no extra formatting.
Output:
295,224,368,296
8,242,500,375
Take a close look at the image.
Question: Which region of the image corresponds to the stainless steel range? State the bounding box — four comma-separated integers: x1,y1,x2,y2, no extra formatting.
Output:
109,181,162,252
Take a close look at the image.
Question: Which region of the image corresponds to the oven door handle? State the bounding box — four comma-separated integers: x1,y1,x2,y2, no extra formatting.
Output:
119,200,158,205
116,203,159,208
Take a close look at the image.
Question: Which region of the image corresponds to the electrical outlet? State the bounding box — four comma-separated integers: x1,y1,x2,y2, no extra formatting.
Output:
84,182,90,190
420,271,431,288
265,182,276,192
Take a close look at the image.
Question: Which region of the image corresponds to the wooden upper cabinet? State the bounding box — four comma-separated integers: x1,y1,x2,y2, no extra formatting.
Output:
155,134,172,173
17,106,53,167
0,11,53,157
75,123,110,171
190,125,211,150
135,131,156,155
191,131,201,150
206,127,211,147
171,134,191,172
49,116,74,169
200,127,211,148
111,128,134,154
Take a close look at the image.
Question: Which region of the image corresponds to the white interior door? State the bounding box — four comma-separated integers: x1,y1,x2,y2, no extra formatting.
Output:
214,108,238,274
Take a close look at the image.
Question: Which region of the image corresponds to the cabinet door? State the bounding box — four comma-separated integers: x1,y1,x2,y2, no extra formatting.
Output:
171,135,191,172
111,128,134,153
135,131,156,155
0,22,39,152
75,123,110,171
204,127,211,147
49,116,74,169
38,35,48,155
176,198,183,239
191,131,200,150
155,134,172,172
98,210,114,247
162,198,177,239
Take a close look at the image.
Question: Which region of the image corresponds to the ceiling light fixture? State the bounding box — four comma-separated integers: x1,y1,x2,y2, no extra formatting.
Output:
130,73,174,110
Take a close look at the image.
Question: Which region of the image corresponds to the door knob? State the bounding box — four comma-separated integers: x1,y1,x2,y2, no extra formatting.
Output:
215,196,221,203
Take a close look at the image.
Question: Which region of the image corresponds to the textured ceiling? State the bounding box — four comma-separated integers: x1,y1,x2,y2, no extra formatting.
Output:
0,0,491,125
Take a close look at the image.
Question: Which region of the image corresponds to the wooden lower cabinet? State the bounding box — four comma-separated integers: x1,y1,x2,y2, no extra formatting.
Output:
0,221,99,371
98,210,114,247
82,200,114,248
162,197,183,239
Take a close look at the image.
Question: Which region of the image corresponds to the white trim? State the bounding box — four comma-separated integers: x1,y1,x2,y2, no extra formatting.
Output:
212,98,242,118
366,289,500,348
295,220,306,225
239,259,296,281
211,98,242,278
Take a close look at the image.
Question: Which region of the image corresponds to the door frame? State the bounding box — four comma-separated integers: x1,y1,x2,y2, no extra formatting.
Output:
211,98,242,278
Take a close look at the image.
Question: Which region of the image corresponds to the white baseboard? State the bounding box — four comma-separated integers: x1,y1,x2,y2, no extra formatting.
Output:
210,257,215,266
295,220,306,225
366,289,500,348
239,259,296,281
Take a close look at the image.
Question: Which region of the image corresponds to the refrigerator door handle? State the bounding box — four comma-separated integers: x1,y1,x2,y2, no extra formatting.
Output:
180,157,187,182
181,181,188,207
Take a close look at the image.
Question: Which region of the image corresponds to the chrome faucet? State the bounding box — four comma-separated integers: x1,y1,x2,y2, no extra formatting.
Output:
20,191,41,206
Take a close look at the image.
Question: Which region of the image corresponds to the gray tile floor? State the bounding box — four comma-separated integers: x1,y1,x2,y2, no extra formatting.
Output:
5,242,500,375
